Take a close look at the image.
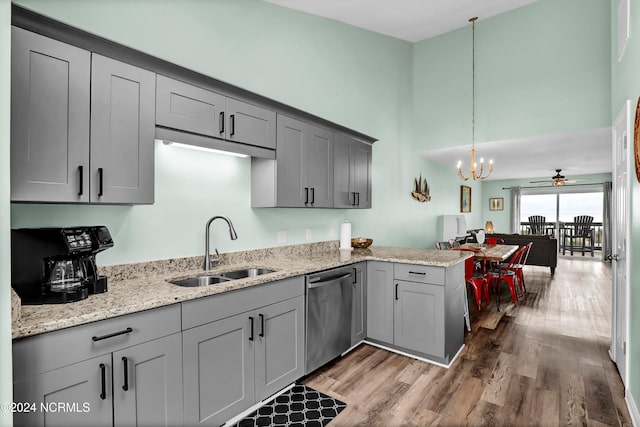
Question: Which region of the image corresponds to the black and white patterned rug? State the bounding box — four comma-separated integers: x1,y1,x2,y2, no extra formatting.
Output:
232,384,347,427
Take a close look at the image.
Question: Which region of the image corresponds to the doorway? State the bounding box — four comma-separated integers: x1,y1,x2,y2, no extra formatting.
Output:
520,189,605,259
610,100,630,386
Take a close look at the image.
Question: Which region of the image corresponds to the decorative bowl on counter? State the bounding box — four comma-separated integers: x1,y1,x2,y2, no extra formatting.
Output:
351,237,373,249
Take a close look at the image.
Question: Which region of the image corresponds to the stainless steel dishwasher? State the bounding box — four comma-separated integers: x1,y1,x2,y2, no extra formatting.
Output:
305,266,353,374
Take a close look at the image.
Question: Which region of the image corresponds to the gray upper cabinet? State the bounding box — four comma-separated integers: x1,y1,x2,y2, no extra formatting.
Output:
334,134,372,209
11,28,156,205
156,75,276,151
10,27,91,203
225,97,276,149
90,54,156,204
156,75,226,138
252,114,334,207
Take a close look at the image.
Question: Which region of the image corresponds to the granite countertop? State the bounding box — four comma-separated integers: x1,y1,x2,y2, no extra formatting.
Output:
12,243,471,339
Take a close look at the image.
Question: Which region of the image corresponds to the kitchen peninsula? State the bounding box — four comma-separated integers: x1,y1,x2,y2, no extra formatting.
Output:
11,242,470,427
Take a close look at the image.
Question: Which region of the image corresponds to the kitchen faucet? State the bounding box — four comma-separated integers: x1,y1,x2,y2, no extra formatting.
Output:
204,216,238,270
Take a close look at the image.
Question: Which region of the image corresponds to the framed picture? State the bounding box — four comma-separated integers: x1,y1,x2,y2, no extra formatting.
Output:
460,185,471,213
489,197,504,211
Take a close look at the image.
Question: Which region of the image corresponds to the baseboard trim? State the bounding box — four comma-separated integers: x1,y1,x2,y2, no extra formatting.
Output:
363,340,465,369
627,390,640,427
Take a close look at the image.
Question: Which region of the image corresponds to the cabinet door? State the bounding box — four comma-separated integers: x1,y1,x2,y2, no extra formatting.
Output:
225,98,276,149
333,134,354,208
254,296,305,401
394,281,445,358
275,115,306,207
10,27,90,203
351,263,367,346
90,54,155,204
352,141,372,208
306,125,334,207
156,75,226,138
366,262,394,344
183,313,254,426
13,355,112,427
113,333,183,427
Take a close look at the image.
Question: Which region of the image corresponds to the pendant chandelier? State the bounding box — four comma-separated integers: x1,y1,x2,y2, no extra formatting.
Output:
457,17,493,181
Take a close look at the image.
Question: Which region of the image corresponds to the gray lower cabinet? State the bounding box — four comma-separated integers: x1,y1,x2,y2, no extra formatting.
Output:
182,280,305,426
334,134,372,209
254,296,305,400
366,261,464,364
182,312,254,426
156,75,276,150
10,26,91,203
12,304,182,427
11,27,156,204
393,280,445,357
113,333,184,427
366,261,394,343
90,54,156,204
13,355,113,427
351,262,367,346
251,114,334,207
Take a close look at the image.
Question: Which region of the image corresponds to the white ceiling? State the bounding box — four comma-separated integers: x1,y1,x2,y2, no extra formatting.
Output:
263,0,539,42
419,128,612,181
263,0,612,181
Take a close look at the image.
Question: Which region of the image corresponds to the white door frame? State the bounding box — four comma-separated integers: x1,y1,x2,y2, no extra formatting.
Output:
610,99,631,387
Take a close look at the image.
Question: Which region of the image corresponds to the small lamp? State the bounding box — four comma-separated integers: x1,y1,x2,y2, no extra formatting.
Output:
485,221,494,234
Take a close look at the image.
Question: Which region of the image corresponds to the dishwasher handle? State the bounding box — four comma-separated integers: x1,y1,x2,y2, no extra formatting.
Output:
307,272,353,289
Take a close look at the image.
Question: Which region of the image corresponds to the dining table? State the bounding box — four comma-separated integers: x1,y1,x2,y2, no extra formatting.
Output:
457,242,520,311
458,243,519,261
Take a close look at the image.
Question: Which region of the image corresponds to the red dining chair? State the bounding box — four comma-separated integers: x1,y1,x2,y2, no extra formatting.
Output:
453,247,490,312
486,245,527,307
508,242,532,295
485,237,505,245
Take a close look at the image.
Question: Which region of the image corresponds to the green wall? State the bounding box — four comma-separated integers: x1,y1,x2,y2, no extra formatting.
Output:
413,0,611,151
611,0,640,416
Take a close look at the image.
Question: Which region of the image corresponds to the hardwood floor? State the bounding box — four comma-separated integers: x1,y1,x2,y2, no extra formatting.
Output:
303,258,632,426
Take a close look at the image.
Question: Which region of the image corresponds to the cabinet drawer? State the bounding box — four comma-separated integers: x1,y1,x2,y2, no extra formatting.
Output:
394,263,445,285
182,276,305,330
13,304,181,380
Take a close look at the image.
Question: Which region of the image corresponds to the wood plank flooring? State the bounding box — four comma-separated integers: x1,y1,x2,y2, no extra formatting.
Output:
303,257,632,426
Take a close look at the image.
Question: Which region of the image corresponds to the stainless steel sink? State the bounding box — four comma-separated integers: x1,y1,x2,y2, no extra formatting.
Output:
170,268,275,287
170,275,232,287
220,268,275,280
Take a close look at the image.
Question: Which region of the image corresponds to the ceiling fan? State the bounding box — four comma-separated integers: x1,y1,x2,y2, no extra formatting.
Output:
529,169,591,187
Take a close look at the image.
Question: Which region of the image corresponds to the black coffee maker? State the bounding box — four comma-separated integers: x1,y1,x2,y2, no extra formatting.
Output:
11,226,114,304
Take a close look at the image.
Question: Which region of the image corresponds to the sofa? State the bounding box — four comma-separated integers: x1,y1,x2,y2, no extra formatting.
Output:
490,233,557,274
